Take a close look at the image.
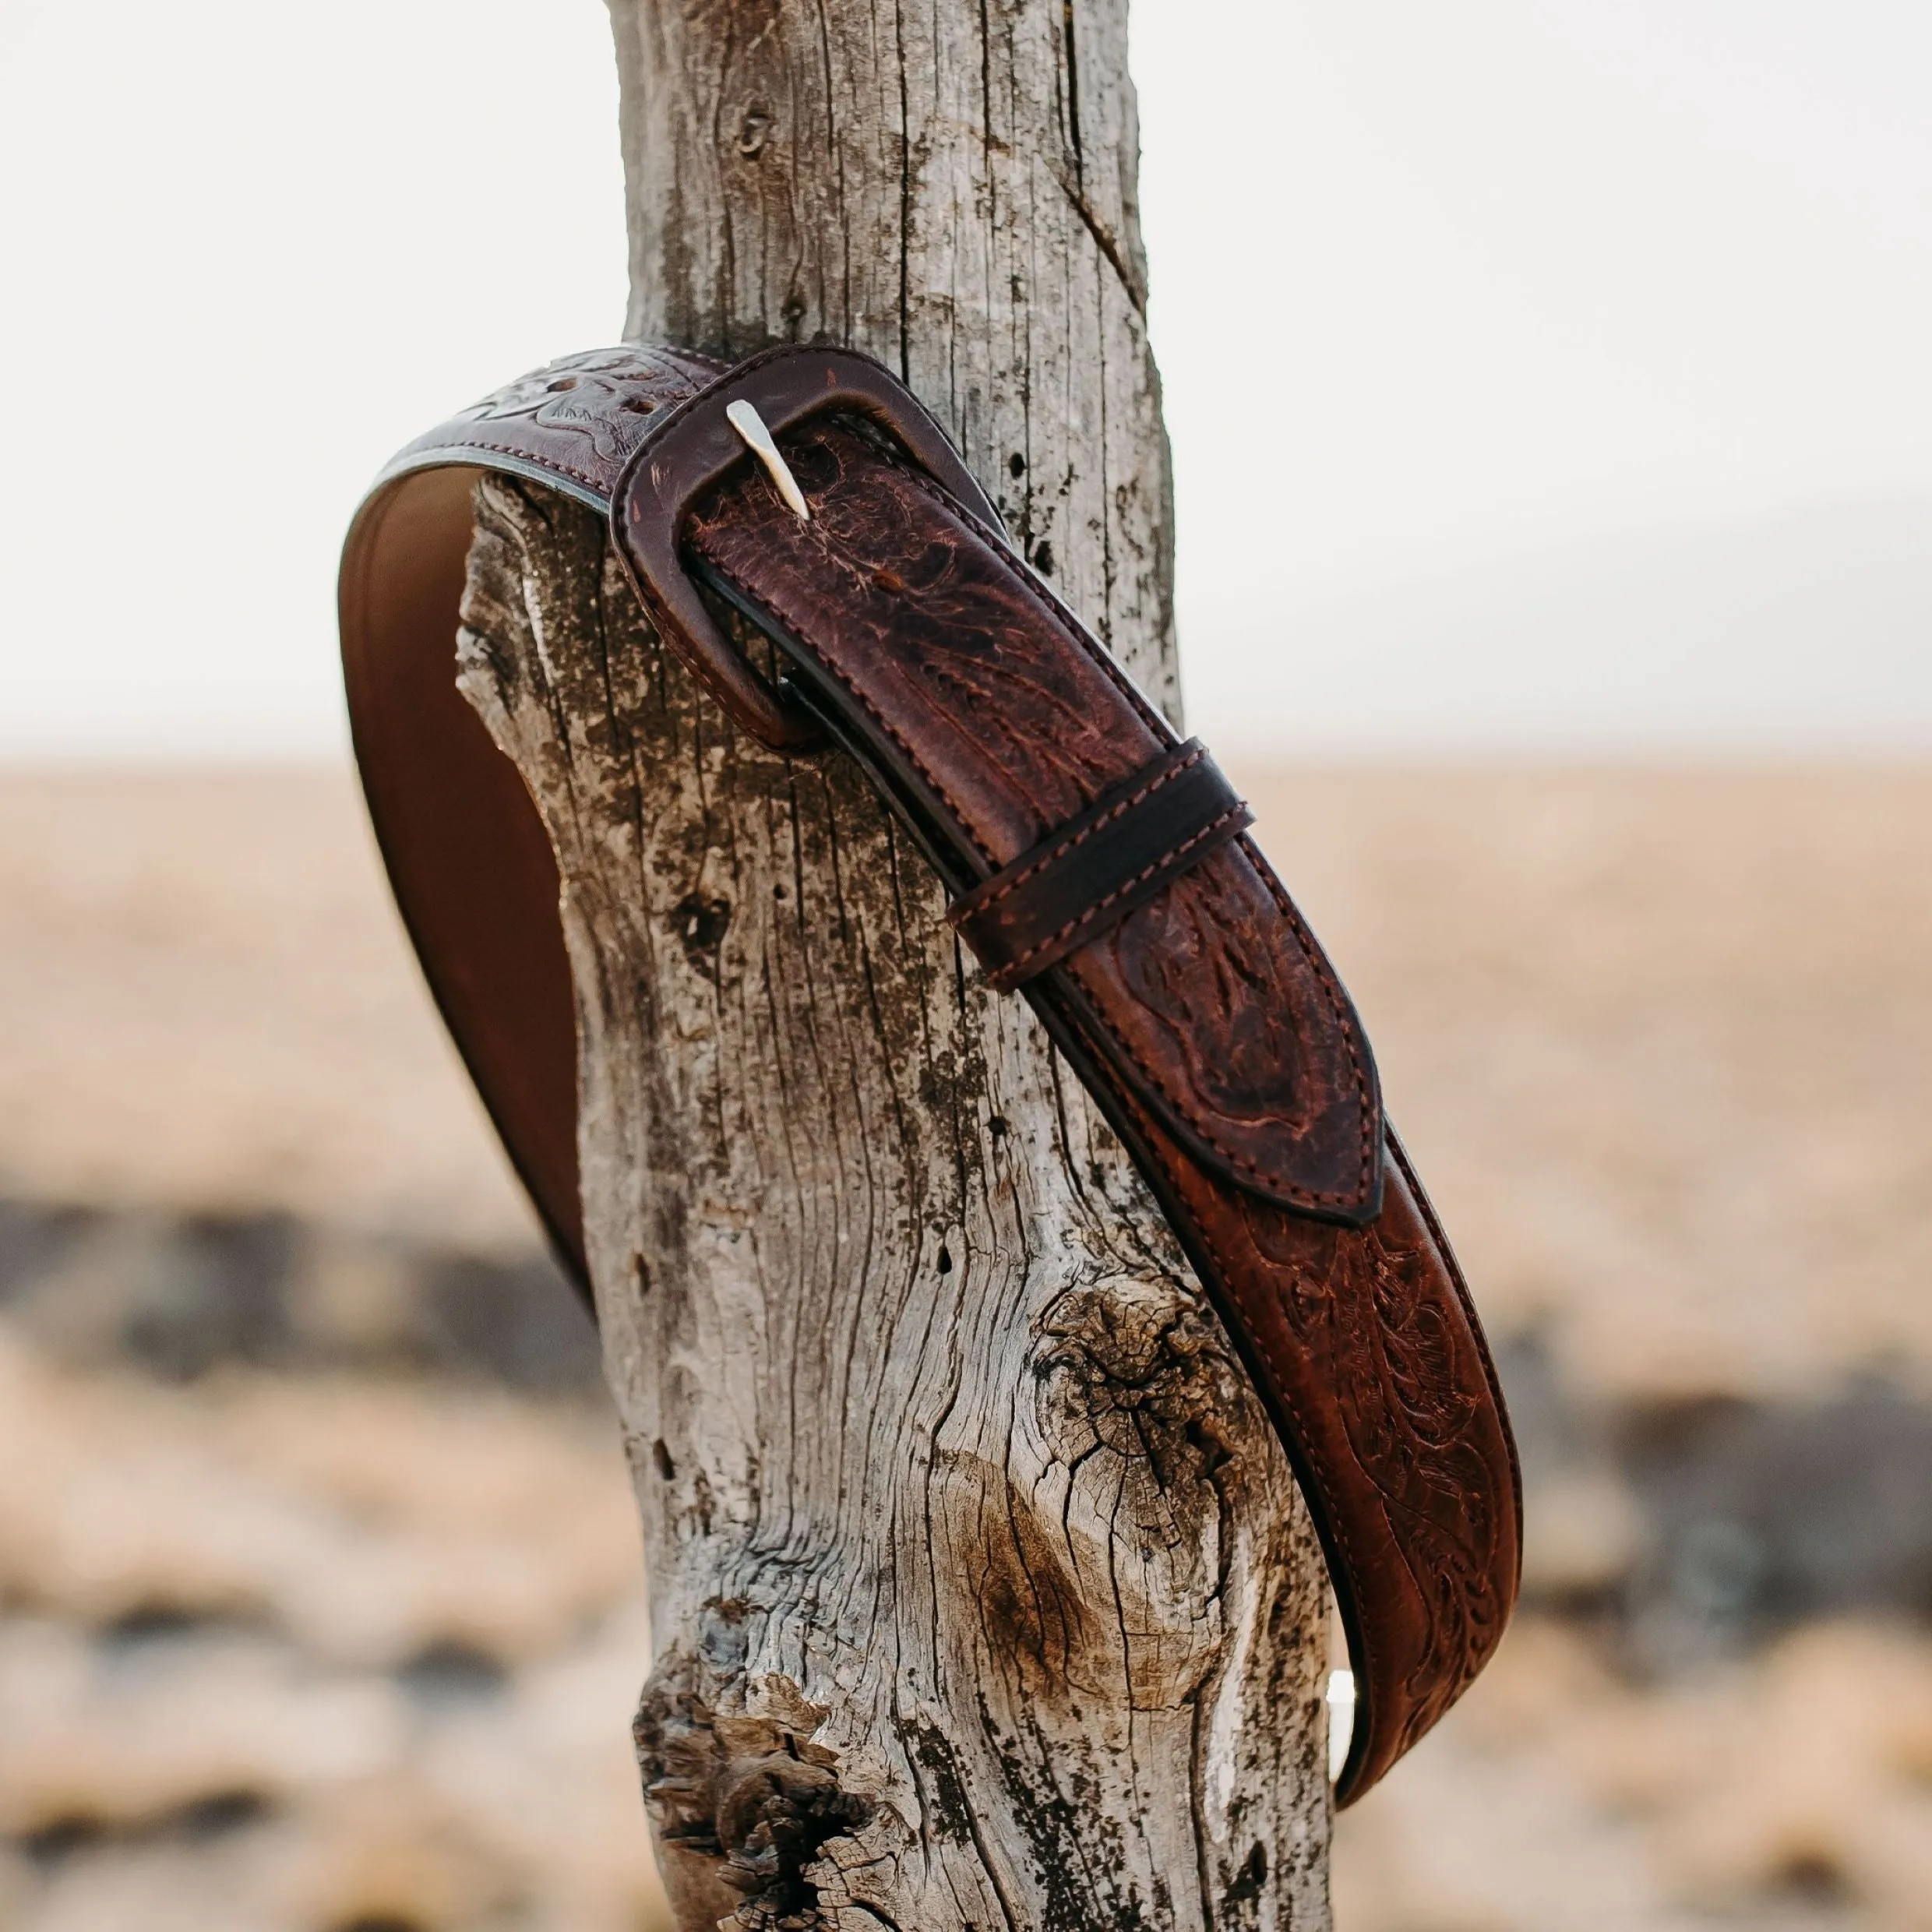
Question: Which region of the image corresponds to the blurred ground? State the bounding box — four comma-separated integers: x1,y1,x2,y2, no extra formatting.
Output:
1,767,1928,1932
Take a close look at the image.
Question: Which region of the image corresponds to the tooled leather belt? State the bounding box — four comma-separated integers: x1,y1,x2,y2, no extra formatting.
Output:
339,342,1521,1804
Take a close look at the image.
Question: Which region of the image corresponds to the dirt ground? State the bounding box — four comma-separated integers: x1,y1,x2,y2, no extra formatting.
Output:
1,766,1927,1932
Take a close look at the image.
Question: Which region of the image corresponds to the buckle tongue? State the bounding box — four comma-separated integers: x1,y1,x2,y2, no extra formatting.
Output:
724,400,812,521
611,346,1003,751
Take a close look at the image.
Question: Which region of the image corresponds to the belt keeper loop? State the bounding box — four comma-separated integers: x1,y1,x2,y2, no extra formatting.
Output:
947,739,1253,991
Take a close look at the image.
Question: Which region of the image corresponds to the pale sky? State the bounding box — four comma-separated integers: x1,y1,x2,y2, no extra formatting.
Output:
2,0,1928,758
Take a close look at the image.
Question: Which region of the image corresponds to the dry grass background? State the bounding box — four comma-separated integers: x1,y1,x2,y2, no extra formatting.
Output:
0,766,1927,1932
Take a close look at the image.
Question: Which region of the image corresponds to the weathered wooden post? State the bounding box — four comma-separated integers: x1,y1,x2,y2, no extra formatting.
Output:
455,2,1336,1925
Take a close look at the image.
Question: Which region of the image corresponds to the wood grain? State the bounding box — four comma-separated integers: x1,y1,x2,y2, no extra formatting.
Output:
451,2,1335,1925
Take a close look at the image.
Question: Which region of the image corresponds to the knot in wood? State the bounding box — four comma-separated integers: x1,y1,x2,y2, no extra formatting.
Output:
636,1666,873,1932
1034,1278,1246,1486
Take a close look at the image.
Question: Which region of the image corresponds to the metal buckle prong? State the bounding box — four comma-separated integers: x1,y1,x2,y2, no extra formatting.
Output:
612,345,1006,750
724,400,811,520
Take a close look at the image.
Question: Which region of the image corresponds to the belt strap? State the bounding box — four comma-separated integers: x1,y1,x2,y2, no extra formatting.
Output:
339,342,1521,1804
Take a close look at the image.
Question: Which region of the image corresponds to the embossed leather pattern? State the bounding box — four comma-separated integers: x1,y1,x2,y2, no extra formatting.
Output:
340,345,1521,1807
379,343,728,509
679,423,1384,1222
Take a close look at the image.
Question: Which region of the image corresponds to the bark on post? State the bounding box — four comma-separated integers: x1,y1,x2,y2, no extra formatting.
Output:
455,3,1335,1926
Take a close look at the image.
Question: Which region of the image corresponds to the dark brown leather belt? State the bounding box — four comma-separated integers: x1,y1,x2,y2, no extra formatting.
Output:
339,342,1521,1804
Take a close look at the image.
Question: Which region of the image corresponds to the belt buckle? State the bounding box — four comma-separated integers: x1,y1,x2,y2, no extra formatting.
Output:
612,344,1003,751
